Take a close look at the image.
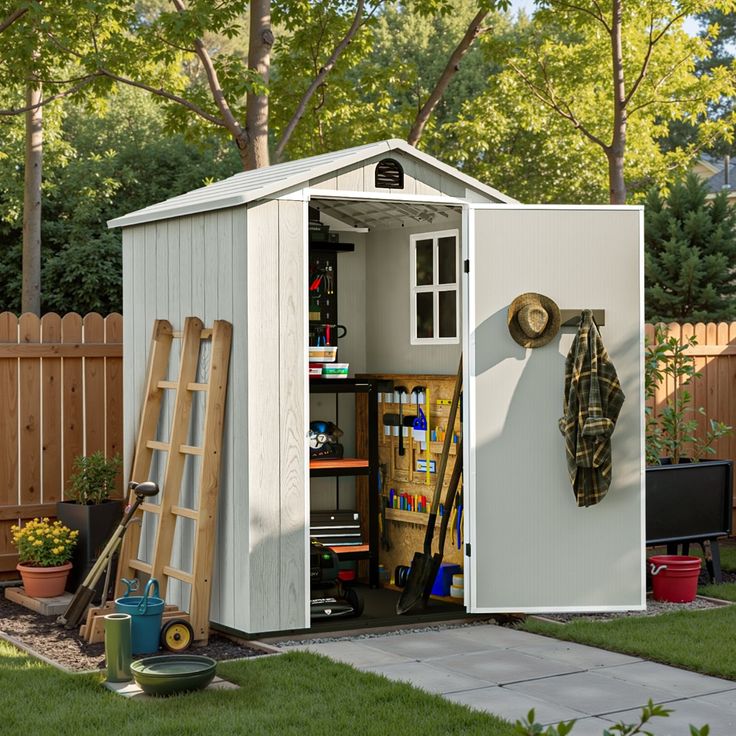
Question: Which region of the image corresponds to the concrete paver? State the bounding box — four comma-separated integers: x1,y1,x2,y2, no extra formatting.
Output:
430,648,582,684
504,669,675,714
444,684,588,724
606,697,736,735
594,660,736,698
281,622,736,734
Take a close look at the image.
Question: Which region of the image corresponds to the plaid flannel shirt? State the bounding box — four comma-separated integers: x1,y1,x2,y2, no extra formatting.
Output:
558,310,625,507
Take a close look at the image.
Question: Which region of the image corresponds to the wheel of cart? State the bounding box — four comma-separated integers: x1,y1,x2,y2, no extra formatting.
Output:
160,618,195,652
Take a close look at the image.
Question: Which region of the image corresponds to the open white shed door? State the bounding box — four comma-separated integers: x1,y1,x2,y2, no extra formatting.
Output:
464,205,644,613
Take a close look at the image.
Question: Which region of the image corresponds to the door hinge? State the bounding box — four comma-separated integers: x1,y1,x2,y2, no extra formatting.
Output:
465,542,471,557
464,259,470,273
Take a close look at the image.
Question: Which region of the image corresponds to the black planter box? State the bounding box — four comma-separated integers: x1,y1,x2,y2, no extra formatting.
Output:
646,459,733,545
56,499,123,595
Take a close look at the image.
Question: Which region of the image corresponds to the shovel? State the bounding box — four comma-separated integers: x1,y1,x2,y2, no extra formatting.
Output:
57,480,160,629
421,439,462,606
397,357,462,615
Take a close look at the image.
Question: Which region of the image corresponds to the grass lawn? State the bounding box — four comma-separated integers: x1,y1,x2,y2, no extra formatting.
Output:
521,585,736,681
0,641,517,736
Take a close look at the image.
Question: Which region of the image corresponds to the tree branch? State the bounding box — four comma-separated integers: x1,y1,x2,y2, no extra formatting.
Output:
275,0,365,160
0,74,99,115
548,0,610,33
407,7,489,147
509,58,610,151
170,0,249,147
0,5,29,35
623,9,690,108
96,68,226,126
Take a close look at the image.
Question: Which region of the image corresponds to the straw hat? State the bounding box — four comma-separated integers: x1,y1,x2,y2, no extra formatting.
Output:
507,293,561,348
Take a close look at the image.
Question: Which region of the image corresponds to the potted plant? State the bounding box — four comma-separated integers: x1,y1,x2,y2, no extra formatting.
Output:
645,325,733,574
57,451,123,593
11,518,78,597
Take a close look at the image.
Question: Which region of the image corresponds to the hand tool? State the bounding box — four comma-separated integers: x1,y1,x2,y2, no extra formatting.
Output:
58,480,160,629
397,358,462,615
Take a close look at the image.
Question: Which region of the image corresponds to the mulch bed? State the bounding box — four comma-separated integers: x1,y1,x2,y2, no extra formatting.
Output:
0,593,267,673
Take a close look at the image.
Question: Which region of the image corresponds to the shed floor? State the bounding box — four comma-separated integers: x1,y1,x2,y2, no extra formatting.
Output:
309,583,473,634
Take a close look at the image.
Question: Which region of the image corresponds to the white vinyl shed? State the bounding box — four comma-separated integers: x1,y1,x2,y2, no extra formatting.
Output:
109,139,645,636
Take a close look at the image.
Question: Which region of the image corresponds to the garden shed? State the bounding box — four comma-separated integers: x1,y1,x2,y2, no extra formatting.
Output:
109,139,645,636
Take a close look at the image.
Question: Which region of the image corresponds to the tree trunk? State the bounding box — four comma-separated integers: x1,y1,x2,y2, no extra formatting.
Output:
246,0,273,170
608,0,627,204
22,83,42,315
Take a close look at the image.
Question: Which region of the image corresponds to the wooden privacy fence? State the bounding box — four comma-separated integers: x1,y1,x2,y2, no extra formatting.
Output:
646,322,736,499
0,312,123,573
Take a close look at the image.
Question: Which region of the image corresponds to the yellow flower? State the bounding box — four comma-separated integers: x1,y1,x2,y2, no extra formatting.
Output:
34,540,43,546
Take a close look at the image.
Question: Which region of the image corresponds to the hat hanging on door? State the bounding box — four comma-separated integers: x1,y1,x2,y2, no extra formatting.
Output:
507,292,561,348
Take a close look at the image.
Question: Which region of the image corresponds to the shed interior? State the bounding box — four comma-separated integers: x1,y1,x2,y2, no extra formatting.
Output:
306,195,468,629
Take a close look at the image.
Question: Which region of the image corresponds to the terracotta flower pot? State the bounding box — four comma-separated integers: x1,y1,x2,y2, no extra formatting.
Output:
16,562,72,598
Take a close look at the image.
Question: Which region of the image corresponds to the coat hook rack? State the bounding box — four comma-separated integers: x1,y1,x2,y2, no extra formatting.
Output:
559,309,606,327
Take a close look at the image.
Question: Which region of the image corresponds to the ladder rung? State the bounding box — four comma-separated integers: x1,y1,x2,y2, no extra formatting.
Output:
157,380,178,389
163,566,194,584
146,440,170,452
140,502,161,514
172,505,200,520
172,329,212,339
129,560,152,574
186,382,209,392
179,444,203,455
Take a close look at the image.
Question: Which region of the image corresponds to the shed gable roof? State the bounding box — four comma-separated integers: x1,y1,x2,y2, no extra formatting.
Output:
108,139,514,228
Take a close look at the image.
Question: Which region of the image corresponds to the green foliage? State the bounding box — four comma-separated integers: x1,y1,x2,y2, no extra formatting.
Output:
450,0,736,203
0,87,240,314
645,325,732,464
513,701,688,736
645,173,736,323
11,518,78,567
66,451,122,505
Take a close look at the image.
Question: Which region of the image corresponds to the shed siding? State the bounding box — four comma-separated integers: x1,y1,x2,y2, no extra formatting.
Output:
309,152,482,200
122,207,250,631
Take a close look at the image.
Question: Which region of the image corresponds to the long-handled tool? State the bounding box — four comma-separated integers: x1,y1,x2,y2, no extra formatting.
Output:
422,439,462,606
397,358,462,615
57,480,160,629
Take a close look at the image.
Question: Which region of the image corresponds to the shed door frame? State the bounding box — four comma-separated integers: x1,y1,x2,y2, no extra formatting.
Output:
462,203,645,614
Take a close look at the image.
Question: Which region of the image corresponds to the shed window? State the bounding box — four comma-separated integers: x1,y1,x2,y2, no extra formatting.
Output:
410,230,460,344
375,158,404,189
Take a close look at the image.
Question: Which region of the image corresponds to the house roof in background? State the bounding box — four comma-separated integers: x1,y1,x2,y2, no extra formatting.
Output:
108,139,515,228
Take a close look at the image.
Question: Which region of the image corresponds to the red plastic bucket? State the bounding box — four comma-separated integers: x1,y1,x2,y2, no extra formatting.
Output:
649,555,702,603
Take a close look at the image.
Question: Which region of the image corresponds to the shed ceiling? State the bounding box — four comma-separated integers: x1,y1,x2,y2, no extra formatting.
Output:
310,197,461,231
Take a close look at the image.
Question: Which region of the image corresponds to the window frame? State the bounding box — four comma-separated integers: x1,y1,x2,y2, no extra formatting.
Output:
409,228,460,345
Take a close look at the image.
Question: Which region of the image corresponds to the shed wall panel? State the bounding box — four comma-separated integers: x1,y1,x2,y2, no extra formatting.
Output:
122,207,248,631
278,199,308,630
244,200,282,632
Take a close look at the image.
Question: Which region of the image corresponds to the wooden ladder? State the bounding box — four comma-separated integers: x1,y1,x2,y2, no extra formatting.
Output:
115,316,232,643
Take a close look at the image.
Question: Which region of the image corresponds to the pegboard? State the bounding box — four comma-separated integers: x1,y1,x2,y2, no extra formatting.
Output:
356,374,464,582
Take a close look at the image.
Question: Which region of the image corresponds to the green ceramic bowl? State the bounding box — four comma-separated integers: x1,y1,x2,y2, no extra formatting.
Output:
130,655,217,696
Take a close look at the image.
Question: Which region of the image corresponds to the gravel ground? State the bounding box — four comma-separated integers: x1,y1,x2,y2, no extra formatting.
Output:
0,592,265,672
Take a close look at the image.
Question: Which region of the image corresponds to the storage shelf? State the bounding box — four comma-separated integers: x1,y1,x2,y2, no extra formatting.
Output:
327,544,370,561
385,508,430,525
310,458,370,477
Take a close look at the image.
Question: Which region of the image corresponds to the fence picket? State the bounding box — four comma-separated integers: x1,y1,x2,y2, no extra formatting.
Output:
83,313,105,457
105,313,124,496
18,314,41,507
61,314,84,496
41,314,62,505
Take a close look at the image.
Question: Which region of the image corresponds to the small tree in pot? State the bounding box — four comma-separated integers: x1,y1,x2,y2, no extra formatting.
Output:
645,325,733,581
57,451,123,594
